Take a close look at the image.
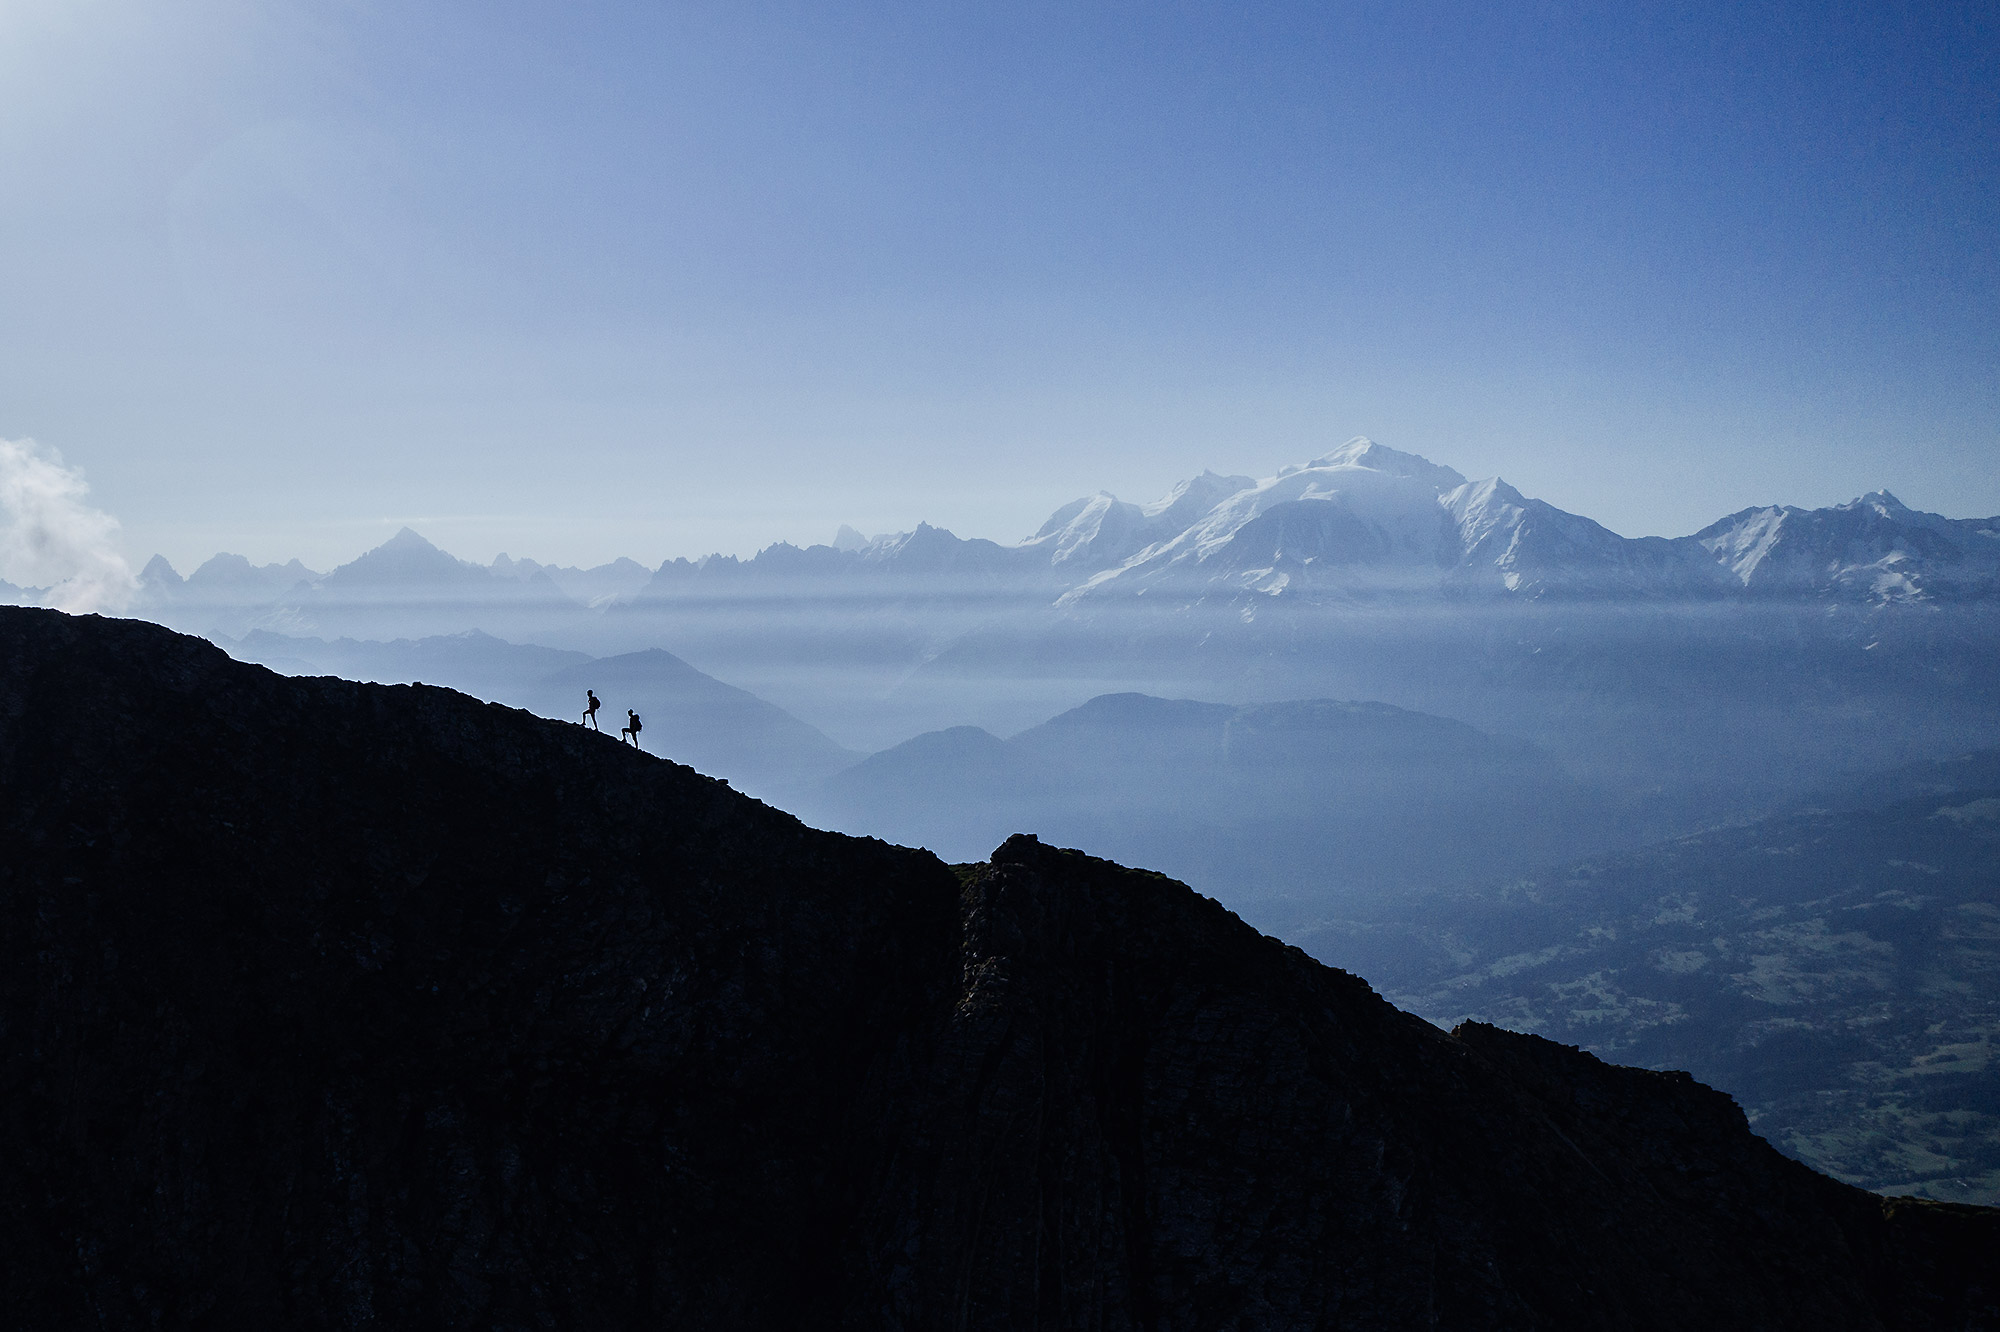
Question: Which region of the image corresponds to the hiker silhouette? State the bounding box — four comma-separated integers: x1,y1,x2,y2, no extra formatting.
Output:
622,709,643,748
583,689,601,730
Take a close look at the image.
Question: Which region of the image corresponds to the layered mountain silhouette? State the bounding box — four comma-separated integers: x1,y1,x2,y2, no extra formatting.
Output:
521,647,858,791
608,438,2000,609
138,528,595,645
224,629,858,798
99,449,2000,893
137,551,321,639
118,439,2000,653
788,691,1622,912
105,443,2000,786
489,552,654,608
230,627,592,697
2,605,1995,1327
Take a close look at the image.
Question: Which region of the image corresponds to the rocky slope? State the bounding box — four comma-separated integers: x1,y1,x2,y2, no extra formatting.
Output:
222,630,859,799
1,606,1994,1329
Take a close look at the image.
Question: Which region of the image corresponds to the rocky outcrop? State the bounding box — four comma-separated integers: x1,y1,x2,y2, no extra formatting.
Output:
0,606,1993,1329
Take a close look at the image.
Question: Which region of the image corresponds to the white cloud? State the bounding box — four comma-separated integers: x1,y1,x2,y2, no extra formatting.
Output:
0,436,137,613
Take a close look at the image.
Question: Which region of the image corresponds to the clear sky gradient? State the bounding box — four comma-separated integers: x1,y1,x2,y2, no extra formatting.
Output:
2,0,1995,570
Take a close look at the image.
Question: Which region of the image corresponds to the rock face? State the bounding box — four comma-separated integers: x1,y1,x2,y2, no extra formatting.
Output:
0,605,1994,1330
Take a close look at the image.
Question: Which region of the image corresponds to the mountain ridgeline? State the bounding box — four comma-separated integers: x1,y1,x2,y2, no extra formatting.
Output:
101,439,2000,823
221,629,860,801
2,606,1996,1329
786,692,1621,911
121,438,2000,652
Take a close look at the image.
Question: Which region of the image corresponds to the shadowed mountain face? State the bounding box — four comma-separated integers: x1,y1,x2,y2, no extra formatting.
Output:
1,607,1995,1330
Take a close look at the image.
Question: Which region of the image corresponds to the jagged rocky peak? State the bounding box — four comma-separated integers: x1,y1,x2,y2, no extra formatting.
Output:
1852,488,1909,512
318,526,491,587
194,551,261,580
1,603,1995,1327
186,551,320,587
139,553,182,586
1684,487,2000,600
381,523,440,550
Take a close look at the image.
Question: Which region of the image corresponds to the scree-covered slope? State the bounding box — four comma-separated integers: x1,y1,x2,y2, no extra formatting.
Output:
0,606,1993,1330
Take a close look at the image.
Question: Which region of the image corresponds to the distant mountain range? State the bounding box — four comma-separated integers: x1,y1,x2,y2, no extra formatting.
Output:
785,690,1626,908
117,438,2000,641
225,628,857,800
1040,440,2000,605
65,439,2000,816
139,528,589,644
614,438,2000,609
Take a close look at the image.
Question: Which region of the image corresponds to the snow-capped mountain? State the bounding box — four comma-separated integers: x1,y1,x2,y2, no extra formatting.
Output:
1017,470,1256,574
551,435,2000,613
1439,477,1726,599
129,438,2000,655
1058,441,1462,602
1041,438,1995,605
1693,491,2000,601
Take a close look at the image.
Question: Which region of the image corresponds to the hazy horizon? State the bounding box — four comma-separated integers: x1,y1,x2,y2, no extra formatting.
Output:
11,432,2000,591
2,0,1995,580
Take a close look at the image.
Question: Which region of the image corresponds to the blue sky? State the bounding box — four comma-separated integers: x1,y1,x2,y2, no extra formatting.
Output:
2,0,1995,569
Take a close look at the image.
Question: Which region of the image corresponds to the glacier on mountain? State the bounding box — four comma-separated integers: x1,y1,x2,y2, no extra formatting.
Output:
1041,438,1997,606
1692,490,2000,600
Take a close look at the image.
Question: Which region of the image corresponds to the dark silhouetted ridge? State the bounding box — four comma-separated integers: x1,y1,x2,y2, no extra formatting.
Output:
0,605,1993,1329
